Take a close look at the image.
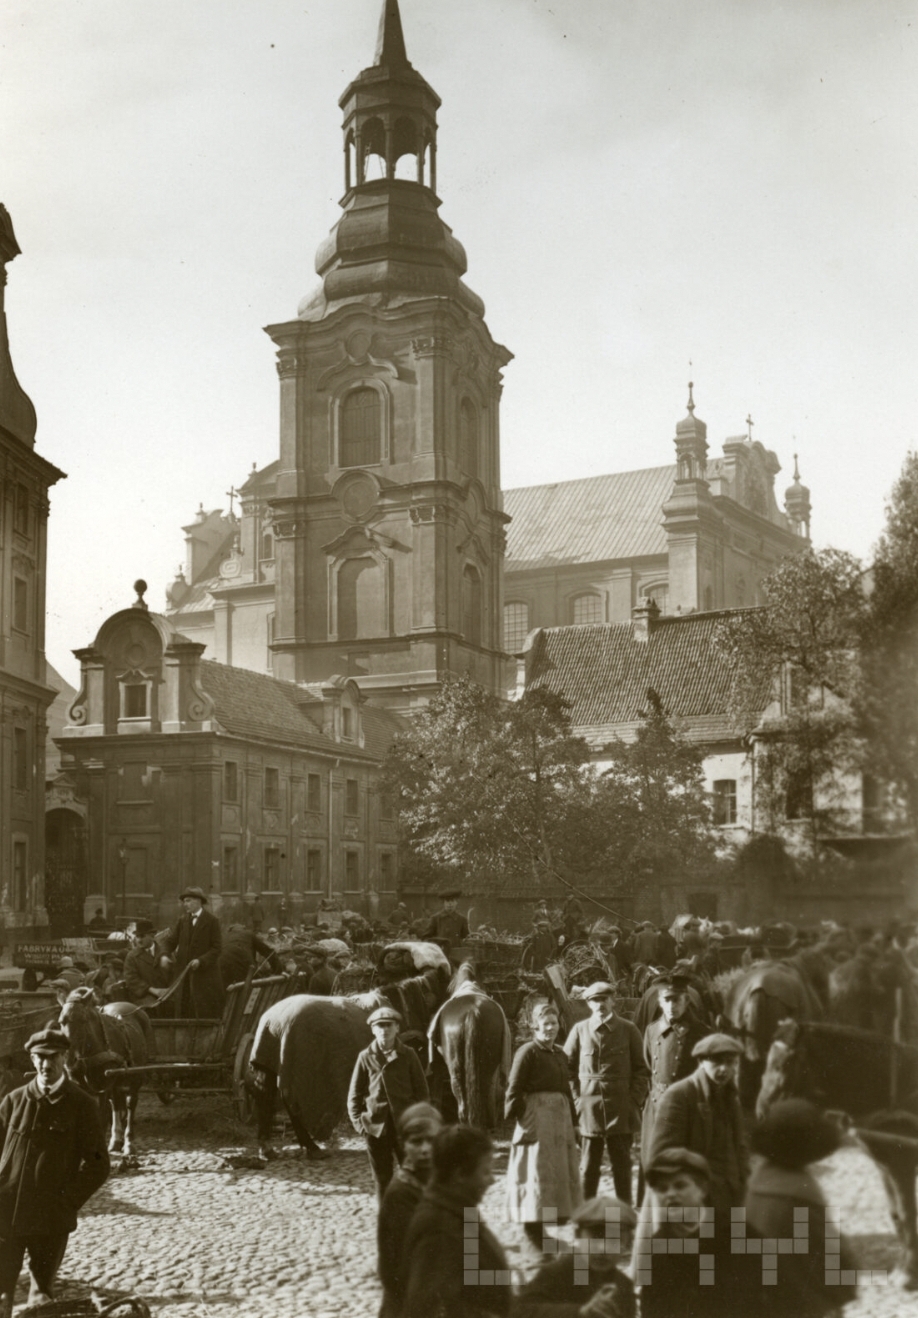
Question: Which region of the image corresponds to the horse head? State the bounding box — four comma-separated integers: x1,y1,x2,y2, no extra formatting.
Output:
58,986,107,1059
755,1018,814,1119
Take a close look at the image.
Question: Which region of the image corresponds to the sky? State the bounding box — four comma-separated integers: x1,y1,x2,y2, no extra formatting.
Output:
3,0,917,687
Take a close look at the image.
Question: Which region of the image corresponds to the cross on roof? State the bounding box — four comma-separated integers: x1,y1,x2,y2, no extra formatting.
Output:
226,485,239,517
746,413,754,441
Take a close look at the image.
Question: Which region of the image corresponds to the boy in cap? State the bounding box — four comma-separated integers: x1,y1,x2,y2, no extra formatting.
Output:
0,1029,109,1315
645,1033,747,1217
517,1195,637,1318
564,982,649,1203
377,1102,443,1318
347,1005,430,1197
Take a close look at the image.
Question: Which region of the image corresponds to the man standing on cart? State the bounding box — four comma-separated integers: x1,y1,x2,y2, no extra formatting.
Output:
171,887,224,1019
423,889,469,956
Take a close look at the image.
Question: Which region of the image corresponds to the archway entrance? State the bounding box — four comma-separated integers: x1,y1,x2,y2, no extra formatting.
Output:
45,808,87,935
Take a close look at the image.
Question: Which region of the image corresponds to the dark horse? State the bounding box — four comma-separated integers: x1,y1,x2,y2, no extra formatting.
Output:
428,963,511,1129
247,942,451,1160
757,1017,918,1289
58,987,153,1156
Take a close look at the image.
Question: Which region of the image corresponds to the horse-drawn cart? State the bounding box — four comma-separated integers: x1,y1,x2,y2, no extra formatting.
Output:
0,992,59,1058
106,969,306,1118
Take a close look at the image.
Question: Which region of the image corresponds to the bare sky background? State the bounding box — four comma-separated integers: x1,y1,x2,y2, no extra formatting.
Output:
3,0,917,687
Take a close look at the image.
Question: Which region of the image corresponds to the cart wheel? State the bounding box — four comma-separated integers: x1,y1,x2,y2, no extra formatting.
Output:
232,1032,256,1124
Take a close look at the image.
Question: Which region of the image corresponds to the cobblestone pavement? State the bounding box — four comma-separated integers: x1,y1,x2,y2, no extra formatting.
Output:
16,1092,918,1317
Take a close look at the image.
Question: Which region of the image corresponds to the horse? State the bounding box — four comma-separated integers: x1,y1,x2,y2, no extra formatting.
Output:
427,963,511,1129
58,987,153,1156
247,942,451,1160
756,1017,918,1289
720,942,833,1109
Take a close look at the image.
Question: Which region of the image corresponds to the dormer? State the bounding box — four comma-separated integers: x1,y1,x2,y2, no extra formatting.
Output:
318,674,367,747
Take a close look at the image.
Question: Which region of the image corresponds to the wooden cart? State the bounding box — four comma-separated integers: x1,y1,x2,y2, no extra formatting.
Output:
107,969,307,1118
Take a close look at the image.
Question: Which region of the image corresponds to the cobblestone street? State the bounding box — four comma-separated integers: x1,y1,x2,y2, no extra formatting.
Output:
14,1091,916,1317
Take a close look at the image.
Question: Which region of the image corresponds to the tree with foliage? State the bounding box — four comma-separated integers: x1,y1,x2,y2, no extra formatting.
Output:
599,688,719,894
713,547,866,852
858,450,918,830
383,676,606,896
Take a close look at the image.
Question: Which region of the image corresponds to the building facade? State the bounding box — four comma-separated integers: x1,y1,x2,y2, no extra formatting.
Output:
0,205,65,935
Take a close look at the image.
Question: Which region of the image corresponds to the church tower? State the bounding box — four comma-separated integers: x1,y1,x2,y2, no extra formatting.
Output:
266,0,512,711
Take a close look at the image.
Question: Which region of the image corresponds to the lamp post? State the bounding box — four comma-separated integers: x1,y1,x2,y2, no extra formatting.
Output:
118,840,128,920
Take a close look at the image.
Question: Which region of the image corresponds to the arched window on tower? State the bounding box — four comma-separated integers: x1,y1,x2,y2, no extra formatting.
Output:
338,557,385,640
393,117,419,181
459,400,479,480
361,117,386,181
570,593,603,626
340,388,382,468
462,566,482,646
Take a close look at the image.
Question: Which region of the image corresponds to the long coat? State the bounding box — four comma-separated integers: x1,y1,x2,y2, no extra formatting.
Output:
0,1078,110,1237
640,1012,710,1166
402,1184,512,1318
646,1066,748,1212
172,906,225,1018
122,945,168,1004
347,1040,429,1137
563,1014,649,1136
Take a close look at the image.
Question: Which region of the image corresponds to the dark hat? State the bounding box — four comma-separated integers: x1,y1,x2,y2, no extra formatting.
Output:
692,1032,742,1059
440,888,462,901
751,1099,842,1168
398,1102,443,1138
26,1028,69,1056
180,886,208,903
652,972,691,992
571,1195,637,1228
582,980,617,1000
367,1005,403,1028
645,1148,711,1189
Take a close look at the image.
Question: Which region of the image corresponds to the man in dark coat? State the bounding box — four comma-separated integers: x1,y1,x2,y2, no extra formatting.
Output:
218,924,278,989
655,925,677,968
171,887,224,1019
564,981,649,1203
347,1005,430,1197
402,1125,511,1318
0,1029,109,1313
423,890,469,954
640,973,710,1181
561,893,586,943
628,922,659,966
388,901,411,931
377,1102,442,1318
122,931,169,1004
646,1033,747,1217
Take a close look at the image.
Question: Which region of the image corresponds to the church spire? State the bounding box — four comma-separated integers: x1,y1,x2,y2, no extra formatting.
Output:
375,0,409,69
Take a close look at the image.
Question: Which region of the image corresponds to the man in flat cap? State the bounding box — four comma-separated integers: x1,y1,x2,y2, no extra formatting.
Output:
646,1033,747,1217
171,886,224,1019
639,972,709,1201
564,982,649,1203
0,1029,109,1314
517,1194,637,1318
348,1005,430,1198
423,890,469,955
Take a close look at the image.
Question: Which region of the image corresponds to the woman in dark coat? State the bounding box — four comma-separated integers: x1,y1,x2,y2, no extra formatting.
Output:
506,999,582,1246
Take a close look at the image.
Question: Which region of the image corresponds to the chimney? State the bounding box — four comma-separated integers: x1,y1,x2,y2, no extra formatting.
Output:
632,599,660,643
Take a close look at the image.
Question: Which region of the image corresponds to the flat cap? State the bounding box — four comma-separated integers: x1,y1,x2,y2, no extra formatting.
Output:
398,1102,443,1139
180,886,208,903
367,1006,403,1028
26,1028,69,1055
440,888,462,901
692,1032,742,1059
572,1195,637,1228
582,980,617,1000
645,1148,712,1189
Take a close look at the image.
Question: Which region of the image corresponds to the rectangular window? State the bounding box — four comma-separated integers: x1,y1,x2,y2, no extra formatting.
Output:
13,728,28,793
712,779,737,826
12,840,27,909
223,846,238,888
380,792,395,822
12,578,27,633
342,706,354,740
306,849,322,892
785,772,813,821
307,773,321,814
14,484,29,536
503,601,530,652
224,761,239,802
122,683,148,719
264,767,280,809
264,847,280,889
345,778,359,817
344,850,360,890
379,852,395,891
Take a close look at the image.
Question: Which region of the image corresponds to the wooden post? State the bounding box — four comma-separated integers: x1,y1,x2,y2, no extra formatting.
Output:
891,985,903,1107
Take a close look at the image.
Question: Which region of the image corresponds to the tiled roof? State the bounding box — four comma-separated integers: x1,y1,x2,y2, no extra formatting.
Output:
525,611,761,746
199,661,404,759
504,466,676,573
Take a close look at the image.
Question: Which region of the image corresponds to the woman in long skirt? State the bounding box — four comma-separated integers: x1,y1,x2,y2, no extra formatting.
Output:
505,998,582,1246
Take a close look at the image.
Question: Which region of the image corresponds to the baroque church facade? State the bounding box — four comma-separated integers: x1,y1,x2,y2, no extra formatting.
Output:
57,1,816,926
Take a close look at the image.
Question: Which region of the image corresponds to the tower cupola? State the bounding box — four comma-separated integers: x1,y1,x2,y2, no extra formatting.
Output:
673,381,709,482
783,453,812,539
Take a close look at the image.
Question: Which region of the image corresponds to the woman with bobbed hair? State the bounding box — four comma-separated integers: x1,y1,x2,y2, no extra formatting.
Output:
505,997,582,1248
